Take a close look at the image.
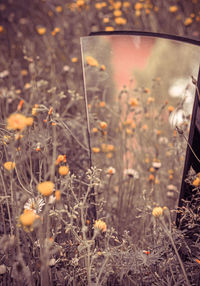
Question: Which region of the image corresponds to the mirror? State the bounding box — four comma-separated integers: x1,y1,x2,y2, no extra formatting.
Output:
81,33,200,238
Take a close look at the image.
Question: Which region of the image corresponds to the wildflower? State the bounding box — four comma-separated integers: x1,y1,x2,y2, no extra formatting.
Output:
99,101,106,107
192,177,200,187
152,162,162,170
24,197,45,213
4,161,15,171
25,117,33,126
115,17,127,25
36,26,46,35
51,27,60,36
55,190,61,201
129,98,138,107
103,17,109,23
123,2,131,8
105,26,114,31
169,5,178,13
152,207,163,217
100,121,107,130
56,6,63,13
20,209,37,226
86,56,99,67
7,113,28,131
92,127,98,133
59,165,69,176
106,152,113,159
149,167,155,173
76,0,84,7
141,124,148,131
113,10,122,17
37,181,54,196
168,105,175,113
92,147,100,153
107,144,115,151
0,25,4,32
147,97,154,104
135,2,143,10
126,128,132,135
124,168,139,178
55,154,65,165
95,3,103,9
148,174,155,181
94,219,107,232
107,167,116,175
184,17,192,26
143,250,150,255
71,57,78,63
35,143,41,152
113,1,122,9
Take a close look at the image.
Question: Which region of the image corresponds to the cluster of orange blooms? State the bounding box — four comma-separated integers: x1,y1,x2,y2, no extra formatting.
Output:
55,154,69,176
6,113,33,131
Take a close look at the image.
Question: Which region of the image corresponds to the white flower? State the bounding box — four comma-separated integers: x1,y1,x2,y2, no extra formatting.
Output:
24,197,45,214
158,137,168,145
124,168,139,179
152,162,162,170
167,184,178,192
169,108,186,128
107,167,116,175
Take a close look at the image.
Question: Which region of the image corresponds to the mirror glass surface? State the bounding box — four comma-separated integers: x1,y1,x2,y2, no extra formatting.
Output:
81,34,200,237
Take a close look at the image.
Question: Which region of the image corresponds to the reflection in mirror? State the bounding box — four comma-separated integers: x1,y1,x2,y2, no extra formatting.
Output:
81,35,200,239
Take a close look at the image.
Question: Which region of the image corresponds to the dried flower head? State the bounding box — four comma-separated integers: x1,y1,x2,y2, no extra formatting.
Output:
24,197,45,214
94,219,107,232
37,181,54,196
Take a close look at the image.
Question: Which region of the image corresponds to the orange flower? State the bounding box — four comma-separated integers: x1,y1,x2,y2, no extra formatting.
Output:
37,181,54,196
148,174,155,181
149,167,155,173
17,100,24,111
55,190,61,201
4,161,15,171
59,165,69,176
106,152,113,159
129,98,138,107
71,57,78,63
152,207,163,217
76,0,85,7
7,113,28,131
92,147,100,153
113,10,122,17
105,26,114,31
99,101,106,107
20,209,37,226
56,6,63,13
168,105,174,112
113,1,122,9
92,127,98,133
52,27,60,36
36,26,46,35
103,17,109,23
147,97,155,104
115,17,127,25
25,117,33,126
123,2,131,8
55,155,65,165
86,56,99,67
192,177,200,187
0,25,4,32
100,121,107,130
169,5,178,13
94,219,107,232
135,2,143,10
184,17,192,26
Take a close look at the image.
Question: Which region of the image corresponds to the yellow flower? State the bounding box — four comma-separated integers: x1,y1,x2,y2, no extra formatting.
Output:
95,3,103,9
129,98,138,107
37,181,54,196
123,2,131,8
152,207,163,217
4,161,15,171
100,121,107,130
169,5,178,13
86,56,99,67
7,113,28,131
105,26,114,31
71,57,78,63
56,6,63,13
106,152,113,158
92,127,98,133
55,154,65,165
21,69,28,76
94,219,107,232
25,117,33,126
113,1,122,9
184,17,192,26
51,27,60,36
20,209,37,226
115,17,127,25
36,27,46,35
92,147,100,153
76,0,85,7
58,165,69,176
24,82,31,89
113,9,122,17
149,167,155,173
